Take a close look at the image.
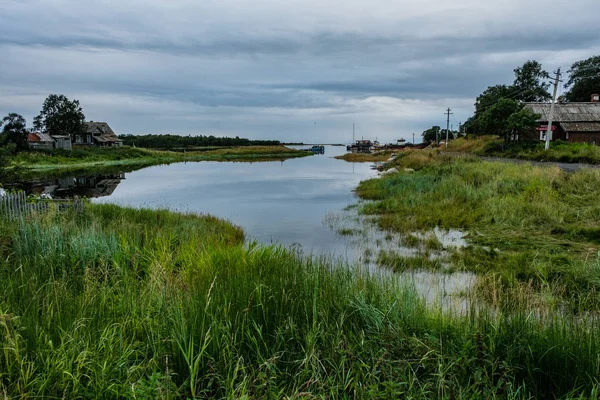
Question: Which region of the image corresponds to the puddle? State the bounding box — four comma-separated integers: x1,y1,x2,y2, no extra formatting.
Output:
323,209,468,269
323,208,476,314
400,270,477,314
413,227,468,249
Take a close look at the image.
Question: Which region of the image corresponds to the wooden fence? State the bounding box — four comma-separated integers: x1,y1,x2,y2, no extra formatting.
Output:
0,191,84,220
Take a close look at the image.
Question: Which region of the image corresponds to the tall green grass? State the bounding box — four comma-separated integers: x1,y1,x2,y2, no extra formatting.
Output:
481,140,600,164
1,204,599,398
358,155,600,311
5,145,310,177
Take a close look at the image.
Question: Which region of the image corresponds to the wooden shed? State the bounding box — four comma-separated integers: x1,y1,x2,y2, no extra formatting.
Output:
27,132,55,150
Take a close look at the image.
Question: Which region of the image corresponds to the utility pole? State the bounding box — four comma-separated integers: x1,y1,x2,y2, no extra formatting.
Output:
458,122,462,137
413,132,415,144
445,108,453,148
436,127,440,146
545,68,561,151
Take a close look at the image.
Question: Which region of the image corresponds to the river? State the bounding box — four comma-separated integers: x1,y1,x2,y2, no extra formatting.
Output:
6,145,476,311
89,145,377,261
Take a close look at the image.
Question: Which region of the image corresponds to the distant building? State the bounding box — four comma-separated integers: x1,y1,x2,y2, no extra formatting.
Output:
27,132,55,150
51,135,72,150
525,96,600,145
73,122,123,147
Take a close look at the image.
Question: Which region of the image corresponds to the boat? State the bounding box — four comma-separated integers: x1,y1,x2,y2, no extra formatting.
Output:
310,145,325,154
346,139,373,152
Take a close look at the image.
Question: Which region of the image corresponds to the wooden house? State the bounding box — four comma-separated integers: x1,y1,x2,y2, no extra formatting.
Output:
524,99,600,145
74,122,123,147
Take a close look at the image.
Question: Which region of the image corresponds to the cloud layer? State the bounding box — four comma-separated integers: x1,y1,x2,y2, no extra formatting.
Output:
1,0,599,142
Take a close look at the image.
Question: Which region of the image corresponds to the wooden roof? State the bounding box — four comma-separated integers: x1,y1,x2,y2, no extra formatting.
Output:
559,122,600,132
524,103,600,122
84,122,122,143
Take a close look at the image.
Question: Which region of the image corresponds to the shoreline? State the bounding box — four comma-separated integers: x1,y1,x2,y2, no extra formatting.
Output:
2,145,310,179
1,149,599,397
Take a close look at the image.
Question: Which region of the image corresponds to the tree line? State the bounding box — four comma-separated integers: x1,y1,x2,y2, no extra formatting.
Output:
421,55,600,144
1,94,281,153
118,134,281,149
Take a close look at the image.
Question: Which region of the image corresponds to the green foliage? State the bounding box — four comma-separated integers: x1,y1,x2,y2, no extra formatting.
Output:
512,60,551,102
33,94,86,138
565,55,600,102
421,126,441,143
474,84,516,117
469,60,550,136
505,107,540,140
483,139,600,164
477,99,522,141
119,134,281,149
1,113,29,151
1,203,599,398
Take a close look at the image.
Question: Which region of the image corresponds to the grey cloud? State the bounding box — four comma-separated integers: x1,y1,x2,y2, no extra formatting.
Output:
0,0,599,143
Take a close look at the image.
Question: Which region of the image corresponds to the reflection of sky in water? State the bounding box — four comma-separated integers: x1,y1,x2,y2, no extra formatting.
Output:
93,145,377,261
90,146,476,313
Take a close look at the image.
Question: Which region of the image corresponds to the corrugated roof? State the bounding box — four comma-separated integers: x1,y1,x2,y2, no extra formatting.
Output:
28,132,55,142
524,103,600,122
559,122,600,132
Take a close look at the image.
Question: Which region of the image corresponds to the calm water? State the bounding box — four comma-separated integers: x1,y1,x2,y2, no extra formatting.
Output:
91,145,377,261
6,145,476,310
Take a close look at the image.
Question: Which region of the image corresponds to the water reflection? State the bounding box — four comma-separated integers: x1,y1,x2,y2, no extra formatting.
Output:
4,145,477,313
12,173,126,198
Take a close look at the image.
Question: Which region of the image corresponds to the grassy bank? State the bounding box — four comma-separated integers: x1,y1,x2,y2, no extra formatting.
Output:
5,146,310,175
335,151,396,162
1,203,599,398
357,151,600,312
446,136,600,164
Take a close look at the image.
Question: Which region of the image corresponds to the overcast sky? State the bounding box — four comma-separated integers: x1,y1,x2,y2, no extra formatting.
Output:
1,0,599,143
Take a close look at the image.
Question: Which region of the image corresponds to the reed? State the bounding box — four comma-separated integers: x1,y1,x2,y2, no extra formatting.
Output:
1,203,599,398
357,154,600,312
5,145,310,176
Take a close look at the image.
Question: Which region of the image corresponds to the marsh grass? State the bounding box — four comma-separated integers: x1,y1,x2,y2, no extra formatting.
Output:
334,152,395,162
6,146,310,176
446,136,600,164
0,204,600,398
357,154,600,312
482,140,600,164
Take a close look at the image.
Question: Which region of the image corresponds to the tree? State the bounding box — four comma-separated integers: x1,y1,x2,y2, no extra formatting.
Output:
565,55,600,102
512,60,551,102
33,94,86,139
505,108,540,141
422,126,441,144
477,98,523,142
1,113,29,151
474,85,516,118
